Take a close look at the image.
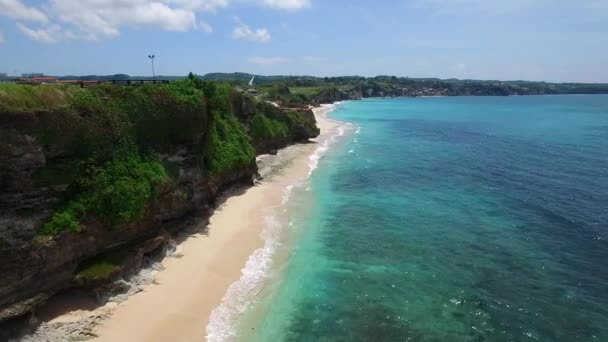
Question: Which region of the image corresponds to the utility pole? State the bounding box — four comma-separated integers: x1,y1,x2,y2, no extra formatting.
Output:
148,55,156,81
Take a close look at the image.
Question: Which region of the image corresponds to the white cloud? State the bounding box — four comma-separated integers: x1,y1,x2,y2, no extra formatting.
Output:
248,56,287,65
16,22,68,43
168,0,229,11
49,0,199,40
232,16,270,43
0,0,48,22
1,0,308,43
199,20,213,33
260,0,310,11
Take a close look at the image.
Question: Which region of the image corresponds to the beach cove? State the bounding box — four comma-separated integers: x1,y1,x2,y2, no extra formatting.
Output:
39,104,343,341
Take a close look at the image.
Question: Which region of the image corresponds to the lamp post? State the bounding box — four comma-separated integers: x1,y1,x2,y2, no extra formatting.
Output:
148,54,155,81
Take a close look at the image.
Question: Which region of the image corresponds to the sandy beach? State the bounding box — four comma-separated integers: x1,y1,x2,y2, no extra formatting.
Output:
63,105,339,342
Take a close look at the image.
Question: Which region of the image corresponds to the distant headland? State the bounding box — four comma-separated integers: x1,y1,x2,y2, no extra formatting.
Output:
2,72,608,104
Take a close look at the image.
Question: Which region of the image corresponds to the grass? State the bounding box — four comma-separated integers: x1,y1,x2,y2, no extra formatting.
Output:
289,86,324,96
0,84,81,112
76,253,125,281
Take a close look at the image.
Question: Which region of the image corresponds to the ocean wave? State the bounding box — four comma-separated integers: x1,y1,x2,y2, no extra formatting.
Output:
206,214,283,342
308,122,353,177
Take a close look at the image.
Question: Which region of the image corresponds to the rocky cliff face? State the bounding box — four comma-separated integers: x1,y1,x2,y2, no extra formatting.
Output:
0,85,319,339
311,87,362,105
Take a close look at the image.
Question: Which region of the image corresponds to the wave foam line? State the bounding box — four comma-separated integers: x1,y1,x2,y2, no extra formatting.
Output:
207,102,354,342
206,214,283,342
308,103,354,177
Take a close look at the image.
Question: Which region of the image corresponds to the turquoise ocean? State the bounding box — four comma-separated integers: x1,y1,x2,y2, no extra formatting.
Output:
224,96,608,341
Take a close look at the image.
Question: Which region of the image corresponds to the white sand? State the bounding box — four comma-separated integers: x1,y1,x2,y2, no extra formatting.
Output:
82,105,339,341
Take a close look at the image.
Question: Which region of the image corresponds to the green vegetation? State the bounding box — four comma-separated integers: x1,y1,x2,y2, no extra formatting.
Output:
250,113,289,142
76,253,125,281
202,111,255,175
1,78,319,237
115,82,208,150
40,211,81,235
71,150,168,226
0,84,80,112
196,73,608,99
264,84,309,106
37,150,168,235
284,110,321,139
290,86,324,97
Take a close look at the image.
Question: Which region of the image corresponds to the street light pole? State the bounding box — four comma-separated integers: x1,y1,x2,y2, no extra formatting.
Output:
148,55,155,81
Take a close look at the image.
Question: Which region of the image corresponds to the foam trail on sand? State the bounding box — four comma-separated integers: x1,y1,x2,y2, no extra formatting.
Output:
307,123,350,176
206,213,282,342
308,105,352,177
282,185,294,206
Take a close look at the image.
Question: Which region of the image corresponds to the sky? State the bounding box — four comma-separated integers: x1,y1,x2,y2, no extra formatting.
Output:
1,0,608,82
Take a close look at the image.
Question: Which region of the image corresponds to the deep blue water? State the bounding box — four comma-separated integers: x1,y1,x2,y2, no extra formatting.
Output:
246,96,608,341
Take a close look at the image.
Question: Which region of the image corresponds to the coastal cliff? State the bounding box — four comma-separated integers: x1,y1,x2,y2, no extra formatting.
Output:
0,79,319,339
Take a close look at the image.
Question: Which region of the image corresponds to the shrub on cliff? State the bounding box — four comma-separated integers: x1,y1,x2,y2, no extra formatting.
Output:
75,149,168,226
39,149,168,235
40,211,81,235
250,113,289,142
2,80,318,237
283,110,321,140
201,110,255,176
115,82,208,150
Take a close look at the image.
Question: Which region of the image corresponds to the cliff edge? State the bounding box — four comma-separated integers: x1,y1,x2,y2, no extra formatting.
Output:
0,80,319,339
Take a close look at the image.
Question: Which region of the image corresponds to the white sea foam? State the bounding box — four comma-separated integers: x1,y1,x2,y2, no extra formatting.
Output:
307,122,352,177
207,103,353,341
281,185,294,205
206,214,283,342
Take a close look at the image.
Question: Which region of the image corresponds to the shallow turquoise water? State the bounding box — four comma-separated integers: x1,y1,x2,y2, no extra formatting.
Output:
243,96,608,341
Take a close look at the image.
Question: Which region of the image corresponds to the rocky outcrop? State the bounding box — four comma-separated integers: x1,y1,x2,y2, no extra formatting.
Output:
311,87,362,105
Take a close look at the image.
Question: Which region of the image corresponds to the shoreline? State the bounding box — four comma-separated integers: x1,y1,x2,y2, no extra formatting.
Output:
31,104,343,342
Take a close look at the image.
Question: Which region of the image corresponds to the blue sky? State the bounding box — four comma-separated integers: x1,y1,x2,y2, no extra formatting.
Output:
1,0,607,82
